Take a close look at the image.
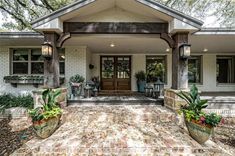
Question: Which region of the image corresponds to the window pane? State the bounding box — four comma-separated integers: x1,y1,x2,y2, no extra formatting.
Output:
13,63,28,74
146,56,166,83
31,62,44,74
217,56,235,83
31,49,44,61
60,62,65,75
188,57,201,83
13,49,28,61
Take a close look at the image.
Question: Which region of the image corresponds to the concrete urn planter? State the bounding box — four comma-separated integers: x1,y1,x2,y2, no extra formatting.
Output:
185,120,213,144
32,115,61,139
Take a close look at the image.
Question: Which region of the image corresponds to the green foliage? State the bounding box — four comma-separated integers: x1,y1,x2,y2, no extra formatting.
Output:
28,89,62,122
146,62,165,82
135,71,146,81
147,62,165,77
205,113,222,127
177,84,208,115
69,74,85,83
177,85,222,127
0,94,33,113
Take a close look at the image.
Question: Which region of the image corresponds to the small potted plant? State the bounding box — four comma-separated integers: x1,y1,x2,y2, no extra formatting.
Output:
135,71,146,92
69,74,85,97
28,89,62,139
177,85,223,144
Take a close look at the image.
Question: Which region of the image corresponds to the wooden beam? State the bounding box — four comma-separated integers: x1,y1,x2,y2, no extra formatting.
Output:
63,22,168,34
160,33,175,48
43,32,60,88
171,32,189,90
56,32,71,48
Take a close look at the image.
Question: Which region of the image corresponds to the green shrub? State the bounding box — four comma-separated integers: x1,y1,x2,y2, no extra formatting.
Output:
135,71,146,81
0,94,33,113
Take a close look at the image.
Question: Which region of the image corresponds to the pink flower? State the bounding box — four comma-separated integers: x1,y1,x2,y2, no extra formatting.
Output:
200,116,205,123
220,118,225,124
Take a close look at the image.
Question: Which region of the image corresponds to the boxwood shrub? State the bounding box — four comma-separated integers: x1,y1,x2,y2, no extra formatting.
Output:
0,94,33,113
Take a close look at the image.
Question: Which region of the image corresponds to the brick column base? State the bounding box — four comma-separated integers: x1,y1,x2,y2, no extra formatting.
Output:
164,89,187,111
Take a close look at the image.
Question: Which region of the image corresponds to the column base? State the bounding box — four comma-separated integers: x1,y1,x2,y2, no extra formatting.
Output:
164,89,188,111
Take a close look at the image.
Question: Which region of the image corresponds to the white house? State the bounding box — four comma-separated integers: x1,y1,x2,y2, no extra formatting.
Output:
0,0,235,95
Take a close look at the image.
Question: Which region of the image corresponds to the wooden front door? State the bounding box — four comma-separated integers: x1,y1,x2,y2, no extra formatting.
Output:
101,56,131,90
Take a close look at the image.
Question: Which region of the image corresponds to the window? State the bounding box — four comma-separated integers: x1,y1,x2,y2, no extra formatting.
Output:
217,56,235,83
188,56,202,83
146,56,166,83
11,48,65,75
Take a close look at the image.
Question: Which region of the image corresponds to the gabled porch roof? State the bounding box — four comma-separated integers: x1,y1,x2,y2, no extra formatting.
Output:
31,0,204,34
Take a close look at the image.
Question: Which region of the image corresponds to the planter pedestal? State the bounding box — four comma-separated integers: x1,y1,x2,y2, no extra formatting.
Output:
33,88,67,108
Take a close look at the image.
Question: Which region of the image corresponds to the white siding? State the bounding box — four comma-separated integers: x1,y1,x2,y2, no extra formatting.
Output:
0,47,36,95
65,46,87,81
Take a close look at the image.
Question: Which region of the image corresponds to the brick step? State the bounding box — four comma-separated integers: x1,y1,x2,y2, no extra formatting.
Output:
68,100,164,105
13,147,224,156
204,109,235,118
61,105,176,124
13,124,227,156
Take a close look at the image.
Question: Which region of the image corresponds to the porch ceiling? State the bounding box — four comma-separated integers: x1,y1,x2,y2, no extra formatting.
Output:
63,34,169,53
190,35,235,53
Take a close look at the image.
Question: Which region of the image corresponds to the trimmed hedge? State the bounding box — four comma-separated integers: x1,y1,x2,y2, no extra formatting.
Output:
0,94,33,113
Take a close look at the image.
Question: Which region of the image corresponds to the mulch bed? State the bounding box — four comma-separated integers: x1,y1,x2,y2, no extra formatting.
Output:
0,117,34,156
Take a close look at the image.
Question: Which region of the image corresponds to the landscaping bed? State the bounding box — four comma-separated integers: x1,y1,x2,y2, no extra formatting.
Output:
0,117,34,156
0,94,33,114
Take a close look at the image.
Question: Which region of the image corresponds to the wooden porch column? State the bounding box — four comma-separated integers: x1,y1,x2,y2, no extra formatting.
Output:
171,32,189,90
43,32,60,88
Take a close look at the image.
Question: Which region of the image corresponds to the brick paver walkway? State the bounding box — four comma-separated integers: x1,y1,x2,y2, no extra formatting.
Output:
12,104,231,155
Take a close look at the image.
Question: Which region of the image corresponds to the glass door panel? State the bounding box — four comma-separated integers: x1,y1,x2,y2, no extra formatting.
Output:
117,57,130,79
101,57,114,79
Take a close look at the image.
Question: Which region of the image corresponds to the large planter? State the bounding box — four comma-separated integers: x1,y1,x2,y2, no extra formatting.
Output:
32,115,61,139
185,119,213,144
137,80,146,93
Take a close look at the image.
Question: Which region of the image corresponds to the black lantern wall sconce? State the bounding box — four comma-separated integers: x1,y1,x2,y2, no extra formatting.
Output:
179,43,191,59
42,41,53,60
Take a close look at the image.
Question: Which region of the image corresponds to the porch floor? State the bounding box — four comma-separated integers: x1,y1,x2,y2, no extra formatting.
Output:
12,104,232,155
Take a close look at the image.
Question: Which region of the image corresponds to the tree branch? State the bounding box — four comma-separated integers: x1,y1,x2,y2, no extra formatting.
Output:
40,0,55,11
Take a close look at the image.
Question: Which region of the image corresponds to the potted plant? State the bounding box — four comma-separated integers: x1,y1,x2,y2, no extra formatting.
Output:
28,89,62,139
135,71,146,92
69,74,85,97
177,85,222,144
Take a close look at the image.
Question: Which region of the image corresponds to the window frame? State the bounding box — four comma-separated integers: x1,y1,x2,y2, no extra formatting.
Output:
188,55,203,85
145,55,167,84
216,55,235,85
10,48,65,75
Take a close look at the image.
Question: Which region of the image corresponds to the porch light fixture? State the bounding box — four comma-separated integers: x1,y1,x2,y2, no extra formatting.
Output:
203,48,208,52
42,41,53,60
166,48,170,52
179,43,191,59
110,43,115,47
